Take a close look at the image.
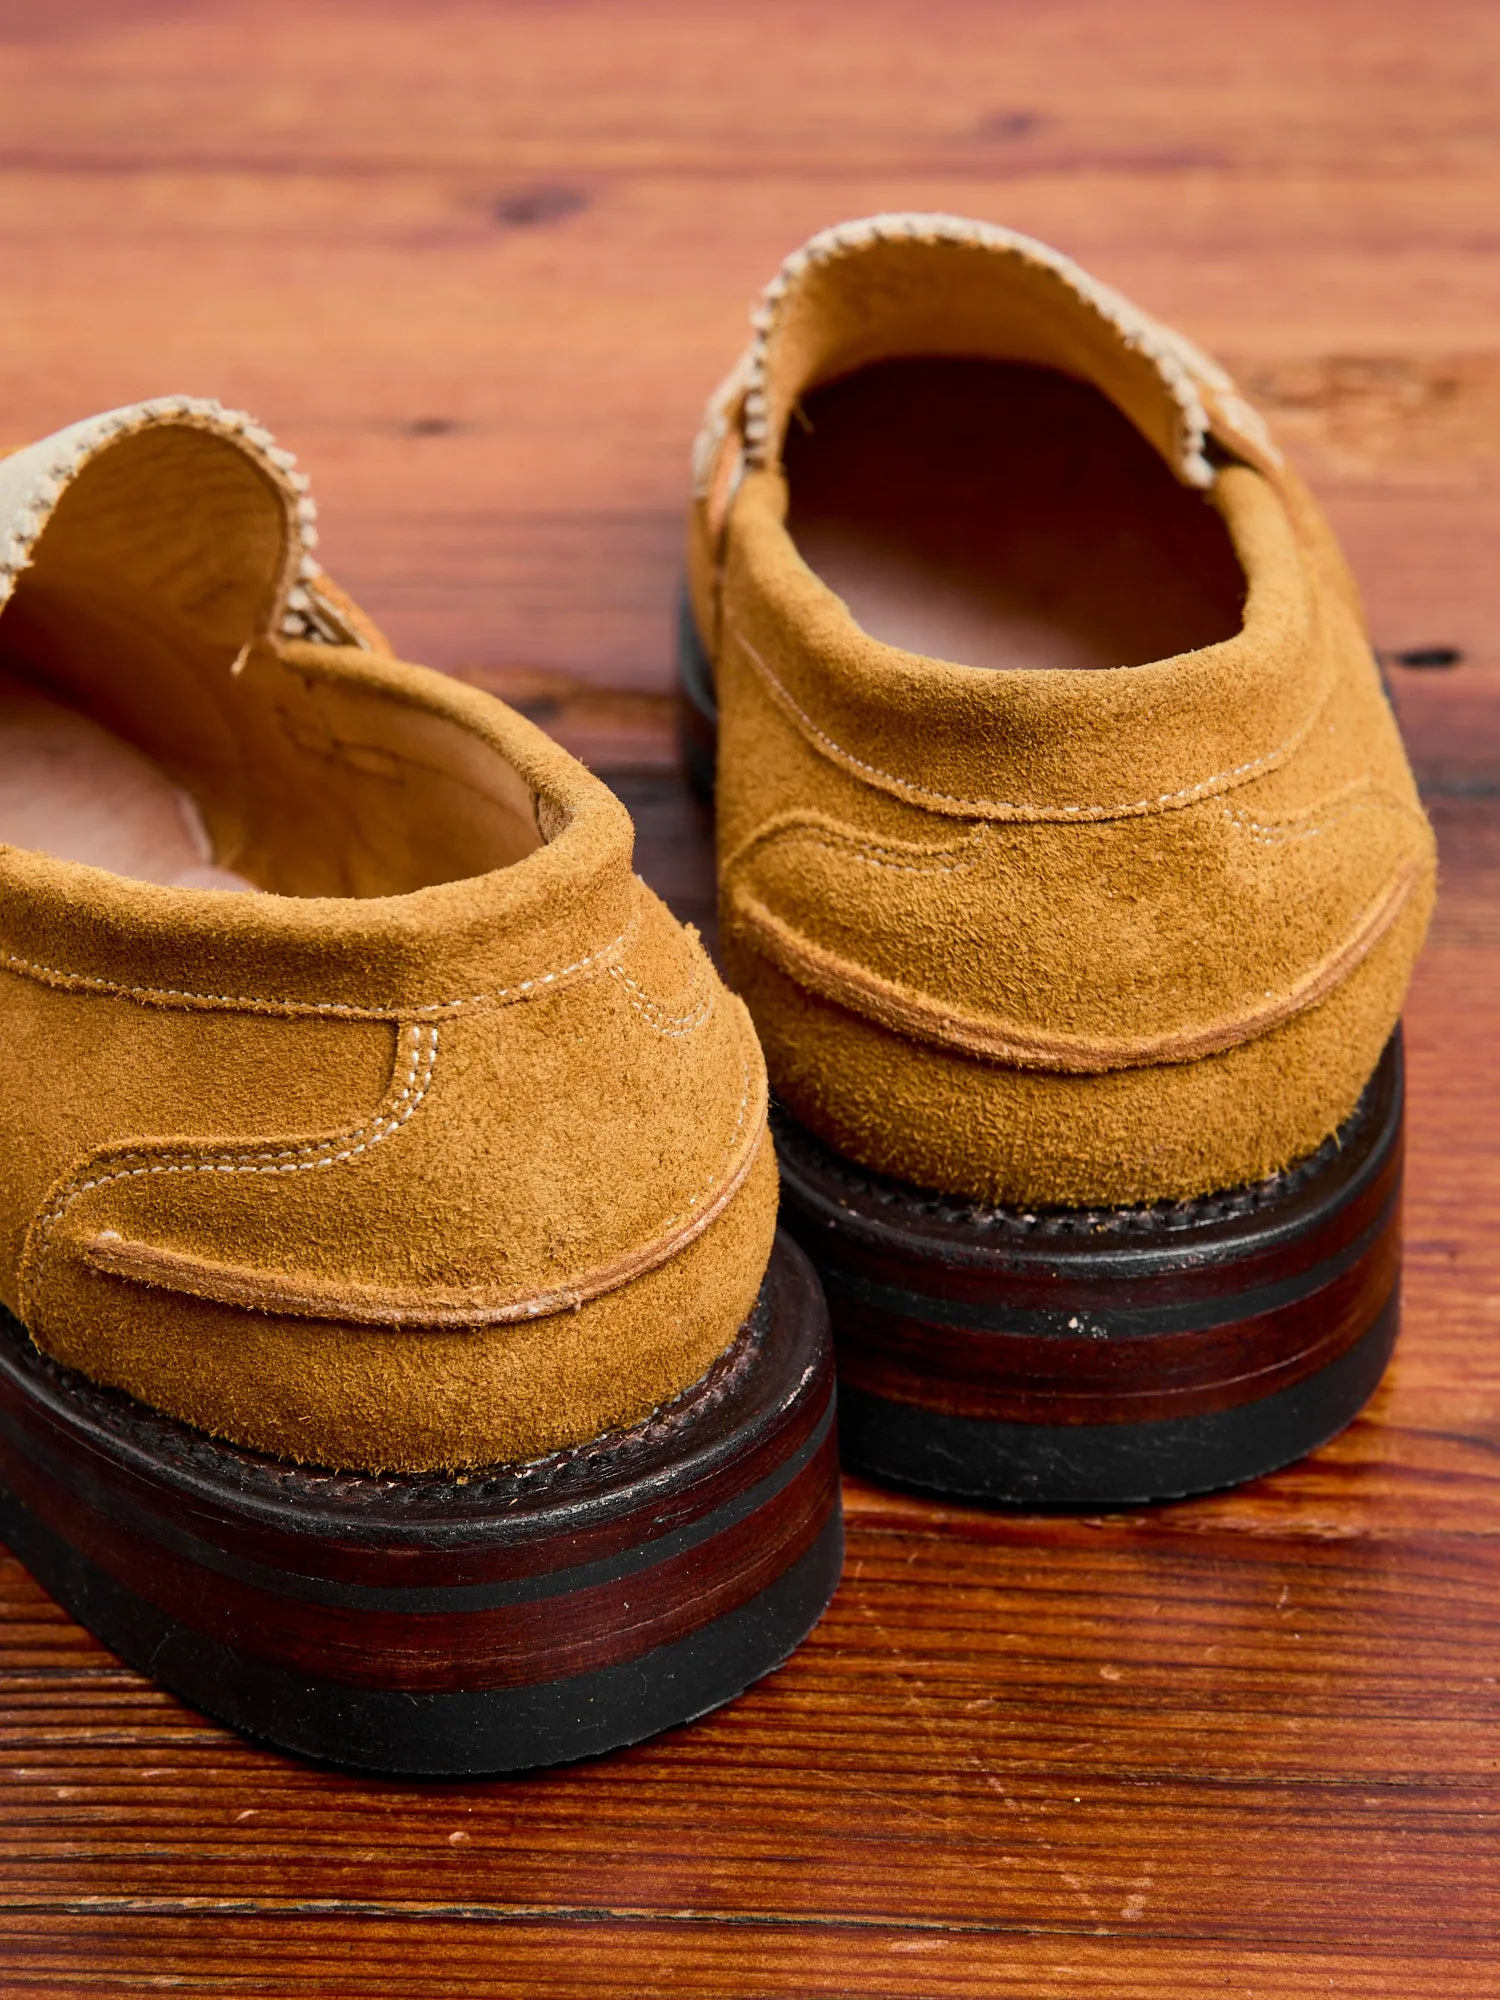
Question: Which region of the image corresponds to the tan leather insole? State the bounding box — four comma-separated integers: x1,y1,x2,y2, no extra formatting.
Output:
0,671,254,890
785,357,1246,671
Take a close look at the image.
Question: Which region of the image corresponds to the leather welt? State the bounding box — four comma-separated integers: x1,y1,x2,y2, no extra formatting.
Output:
727,862,1421,1074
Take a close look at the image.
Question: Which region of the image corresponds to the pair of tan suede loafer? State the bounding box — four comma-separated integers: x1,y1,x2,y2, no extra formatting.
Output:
0,217,1433,1774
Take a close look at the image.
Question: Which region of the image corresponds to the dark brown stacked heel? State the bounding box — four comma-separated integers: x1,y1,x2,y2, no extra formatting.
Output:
0,1232,840,1775
775,1039,1404,1506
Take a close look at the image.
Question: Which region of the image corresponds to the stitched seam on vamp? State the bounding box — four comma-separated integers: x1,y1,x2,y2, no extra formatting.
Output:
730,863,1415,1072
1,918,634,1018
736,633,1320,822
413,922,633,1016
1223,803,1376,846
27,1024,438,1319
720,812,988,880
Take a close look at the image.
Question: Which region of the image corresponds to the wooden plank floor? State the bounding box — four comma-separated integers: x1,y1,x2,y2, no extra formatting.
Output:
1,4,1498,1992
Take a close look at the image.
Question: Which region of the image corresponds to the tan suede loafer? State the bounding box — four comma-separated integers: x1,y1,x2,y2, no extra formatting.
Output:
0,397,841,1772
683,215,1435,1505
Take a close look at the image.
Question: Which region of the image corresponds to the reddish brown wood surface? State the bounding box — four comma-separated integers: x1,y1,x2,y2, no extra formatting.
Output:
1,3,1499,1992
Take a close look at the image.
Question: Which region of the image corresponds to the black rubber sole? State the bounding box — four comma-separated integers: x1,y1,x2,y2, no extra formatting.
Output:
834,1298,1398,1507
0,1478,844,1776
0,1231,842,1775
776,1040,1404,1506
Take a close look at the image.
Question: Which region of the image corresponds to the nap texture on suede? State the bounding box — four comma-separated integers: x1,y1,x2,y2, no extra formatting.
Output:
688,216,1435,1207
0,400,776,1472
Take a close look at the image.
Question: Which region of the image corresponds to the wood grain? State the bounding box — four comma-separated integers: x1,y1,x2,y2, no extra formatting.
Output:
1,1,1498,1992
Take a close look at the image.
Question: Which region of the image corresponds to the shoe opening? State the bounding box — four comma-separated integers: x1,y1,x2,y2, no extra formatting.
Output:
785,357,1247,672
0,415,544,896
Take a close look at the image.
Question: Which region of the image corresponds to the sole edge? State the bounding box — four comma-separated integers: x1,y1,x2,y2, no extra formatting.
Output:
836,1294,1399,1507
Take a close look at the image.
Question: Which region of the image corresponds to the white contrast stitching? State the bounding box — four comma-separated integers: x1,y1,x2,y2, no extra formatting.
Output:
691,346,755,500
40,1026,436,1218
1,919,635,1019
736,633,1318,823
1214,392,1284,468
1222,795,1385,846
803,828,986,874
609,960,715,1038
24,1024,438,1322
410,922,634,1017
43,1021,767,1332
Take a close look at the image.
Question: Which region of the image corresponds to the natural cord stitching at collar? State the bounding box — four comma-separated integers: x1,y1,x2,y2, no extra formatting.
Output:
0,397,319,611
698,211,1222,494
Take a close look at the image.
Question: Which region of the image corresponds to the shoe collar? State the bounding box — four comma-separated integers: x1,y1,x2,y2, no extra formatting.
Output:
695,212,1286,533
704,216,1354,824
0,402,637,1016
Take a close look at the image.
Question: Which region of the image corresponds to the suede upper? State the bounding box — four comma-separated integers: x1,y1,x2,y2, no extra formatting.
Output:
689,216,1435,1207
0,401,776,1472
